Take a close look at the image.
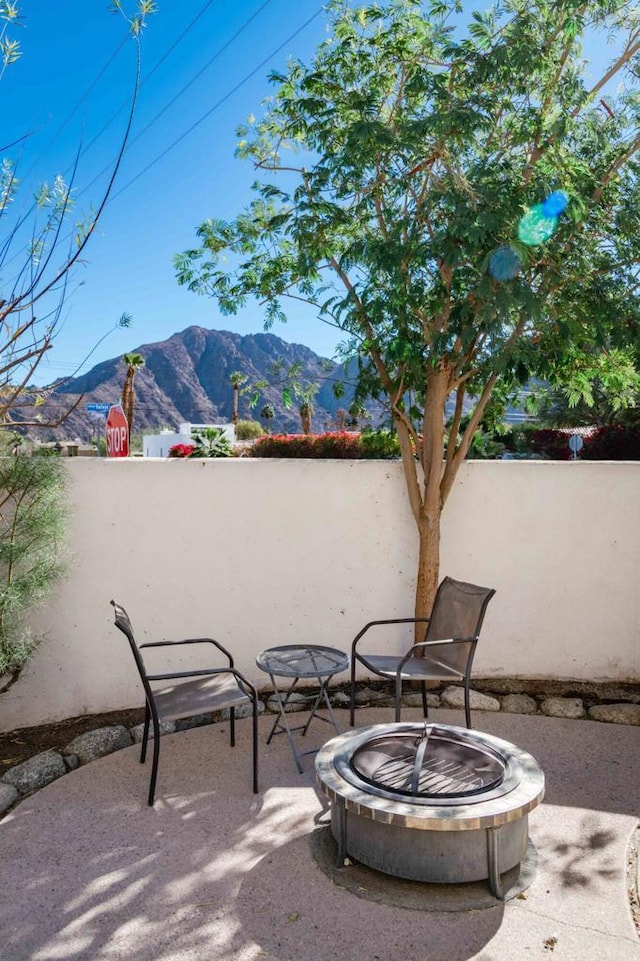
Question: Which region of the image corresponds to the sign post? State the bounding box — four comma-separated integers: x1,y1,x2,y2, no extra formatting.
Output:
105,404,129,458
568,434,583,461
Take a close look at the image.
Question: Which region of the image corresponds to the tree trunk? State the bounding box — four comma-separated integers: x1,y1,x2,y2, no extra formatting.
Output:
232,385,239,427
415,506,441,622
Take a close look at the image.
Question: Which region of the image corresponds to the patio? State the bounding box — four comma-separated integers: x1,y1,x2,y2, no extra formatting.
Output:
0,706,638,961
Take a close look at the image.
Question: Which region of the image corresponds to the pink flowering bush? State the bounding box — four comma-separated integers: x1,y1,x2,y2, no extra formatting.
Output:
249,432,363,459
168,443,196,458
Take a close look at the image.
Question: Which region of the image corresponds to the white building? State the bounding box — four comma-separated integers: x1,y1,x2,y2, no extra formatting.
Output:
143,423,235,457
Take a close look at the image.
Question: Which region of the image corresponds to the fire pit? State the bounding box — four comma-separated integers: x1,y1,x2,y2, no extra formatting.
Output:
315,722,544,898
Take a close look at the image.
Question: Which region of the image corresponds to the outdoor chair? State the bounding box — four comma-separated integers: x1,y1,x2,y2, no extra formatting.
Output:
111,600,259,806
349,576,496,729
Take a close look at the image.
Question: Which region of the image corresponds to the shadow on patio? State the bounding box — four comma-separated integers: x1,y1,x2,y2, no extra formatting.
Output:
0,707,637,961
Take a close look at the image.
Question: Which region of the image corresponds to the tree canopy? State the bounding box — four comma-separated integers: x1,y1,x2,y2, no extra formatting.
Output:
176,0,640,615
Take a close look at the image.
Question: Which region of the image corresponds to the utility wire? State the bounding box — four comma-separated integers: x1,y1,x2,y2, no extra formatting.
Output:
110,7,323,202
20,36,128,186
77,0,222,166
75,0,278,204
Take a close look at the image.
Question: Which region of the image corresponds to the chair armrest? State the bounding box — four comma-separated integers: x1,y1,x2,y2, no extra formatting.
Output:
396,637,477,670
351,618,430,658
139,637,234,666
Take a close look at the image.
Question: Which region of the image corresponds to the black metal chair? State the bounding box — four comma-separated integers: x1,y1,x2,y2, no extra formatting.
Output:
349,576,496,729
111,600,259,805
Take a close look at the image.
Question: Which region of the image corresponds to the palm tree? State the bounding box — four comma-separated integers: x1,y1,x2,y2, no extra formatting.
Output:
230,371,248,427
298,384,318,434
260,404,275,434
121,352,145,442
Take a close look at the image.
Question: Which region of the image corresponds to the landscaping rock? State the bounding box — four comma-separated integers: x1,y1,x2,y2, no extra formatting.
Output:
64,725,133,764
129,720,176,743
501,693,538,715
540,697,585,719
441,687,500,711
64,754,79,772
1,750,66,795
216,700,266,721
330,691,350,708
354,687,390,706
0,782,18,814
402,691,441,709
266,692,308,714
175,714,214,732
588,703,640,725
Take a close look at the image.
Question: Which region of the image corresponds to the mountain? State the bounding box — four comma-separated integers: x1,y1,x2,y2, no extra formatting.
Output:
16,327,374,442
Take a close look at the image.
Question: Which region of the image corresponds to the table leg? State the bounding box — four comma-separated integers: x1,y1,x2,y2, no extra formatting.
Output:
301,674,342,736
265,673,306,773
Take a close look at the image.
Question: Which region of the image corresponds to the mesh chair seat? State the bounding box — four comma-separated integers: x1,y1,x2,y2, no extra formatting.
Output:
152,673,253,722
357,653,465,681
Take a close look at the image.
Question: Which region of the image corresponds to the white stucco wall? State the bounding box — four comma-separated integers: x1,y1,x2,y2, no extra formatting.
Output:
1,458,638,731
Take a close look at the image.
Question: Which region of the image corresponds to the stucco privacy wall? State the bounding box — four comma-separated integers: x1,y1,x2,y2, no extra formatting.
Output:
1,458,639,732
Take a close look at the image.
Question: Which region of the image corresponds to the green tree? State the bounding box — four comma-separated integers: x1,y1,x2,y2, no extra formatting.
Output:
230,370,248,427
0,2,154,428
298,383,319,434
528,349,640,427
176,0,640,620
120,352,145,440
0,445,67,692
260,404,275,433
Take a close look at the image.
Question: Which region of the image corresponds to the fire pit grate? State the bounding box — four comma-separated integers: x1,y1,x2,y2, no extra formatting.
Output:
351,728,505,798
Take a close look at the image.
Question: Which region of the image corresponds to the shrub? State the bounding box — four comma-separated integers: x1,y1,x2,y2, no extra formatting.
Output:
250,432,363,458
0,454,67,689
190,427,232,458
236,419,264,441
168,443,195,458
528,429,572,460
359,429,400,459
581,425,640,460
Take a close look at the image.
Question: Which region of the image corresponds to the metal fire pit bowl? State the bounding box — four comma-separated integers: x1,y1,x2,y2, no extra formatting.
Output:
315,722,545,899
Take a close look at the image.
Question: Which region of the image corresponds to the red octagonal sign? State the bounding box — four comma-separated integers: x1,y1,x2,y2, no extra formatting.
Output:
106,404,129,458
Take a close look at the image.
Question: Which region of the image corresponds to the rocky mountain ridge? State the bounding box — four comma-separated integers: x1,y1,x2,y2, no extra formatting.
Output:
16,327,373,442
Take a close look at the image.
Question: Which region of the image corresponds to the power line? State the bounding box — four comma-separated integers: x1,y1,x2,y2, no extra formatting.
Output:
77,0,222,168
126,0,275,154
110,8,323,202
20,36,128,186
75,0,280,204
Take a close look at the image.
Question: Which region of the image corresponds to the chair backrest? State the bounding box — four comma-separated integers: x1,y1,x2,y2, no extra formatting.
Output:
111,600,155,703
422,576,496,673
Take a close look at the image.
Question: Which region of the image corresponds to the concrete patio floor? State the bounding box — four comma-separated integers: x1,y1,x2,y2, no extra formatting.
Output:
0,707,638,961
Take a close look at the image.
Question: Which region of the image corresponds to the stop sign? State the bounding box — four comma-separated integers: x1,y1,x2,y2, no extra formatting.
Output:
105,405,129,458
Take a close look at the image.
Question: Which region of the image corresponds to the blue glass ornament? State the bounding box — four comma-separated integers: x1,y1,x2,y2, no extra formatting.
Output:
488,244,522,281
517,205,557,246
541,190,569,217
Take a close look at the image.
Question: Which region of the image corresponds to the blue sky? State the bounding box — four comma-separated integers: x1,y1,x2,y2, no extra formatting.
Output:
3,0,332,385
2,1,624,387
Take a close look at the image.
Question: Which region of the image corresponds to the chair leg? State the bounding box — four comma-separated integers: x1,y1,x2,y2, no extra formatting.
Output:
141,703,151,764
251,694,259,794
147,717,161,806
464,676,472,729
349,659,357,727
395,673,403,723
230,706,236,747
421,681,428,719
